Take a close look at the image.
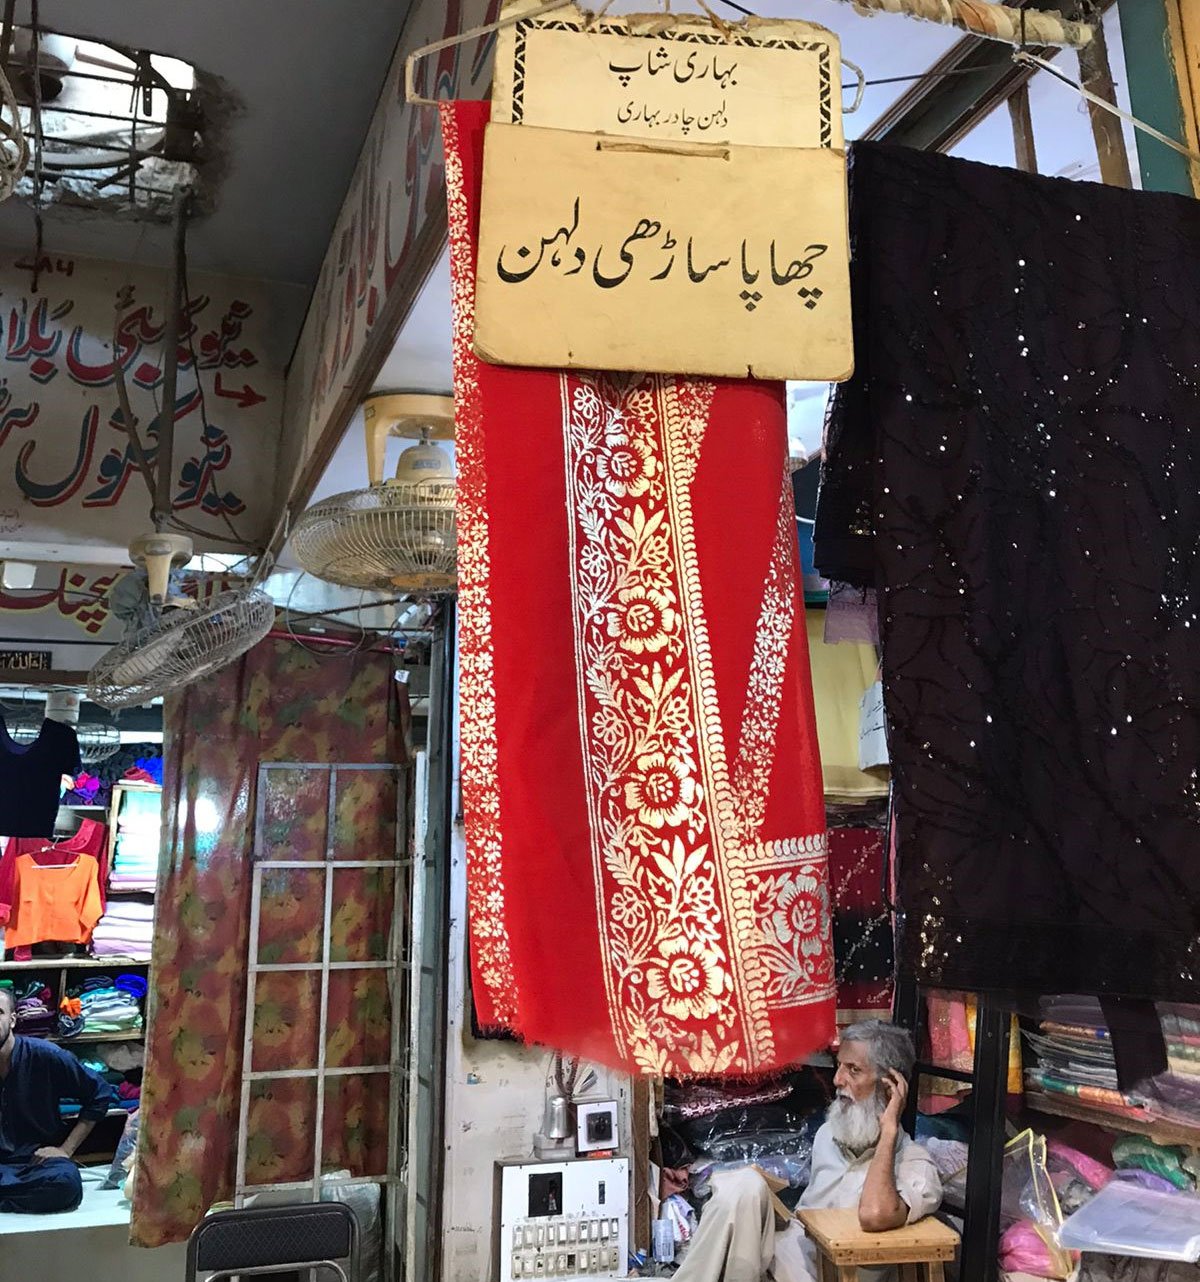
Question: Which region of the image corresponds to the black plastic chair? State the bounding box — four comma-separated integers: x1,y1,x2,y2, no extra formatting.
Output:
186,1202,360,1282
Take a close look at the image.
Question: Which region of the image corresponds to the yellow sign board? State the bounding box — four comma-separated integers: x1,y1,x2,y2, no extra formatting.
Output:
479,2,852,380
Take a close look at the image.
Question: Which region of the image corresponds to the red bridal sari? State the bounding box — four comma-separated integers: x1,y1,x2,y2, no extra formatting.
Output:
446,100,833,1076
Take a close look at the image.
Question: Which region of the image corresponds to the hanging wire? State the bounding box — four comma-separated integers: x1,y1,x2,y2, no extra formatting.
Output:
138,213,261,559
177,244,260,553
282,570,372,658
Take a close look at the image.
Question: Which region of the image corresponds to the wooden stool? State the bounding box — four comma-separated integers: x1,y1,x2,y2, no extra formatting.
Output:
796,1208,959,1281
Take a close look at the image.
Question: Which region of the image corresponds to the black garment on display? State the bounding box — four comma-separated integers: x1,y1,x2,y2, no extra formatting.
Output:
815,142,1200,1001
0,715,80,838
1099,997,1169,1092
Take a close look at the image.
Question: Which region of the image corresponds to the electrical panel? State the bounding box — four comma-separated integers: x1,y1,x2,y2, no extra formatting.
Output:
494,1157,629,1281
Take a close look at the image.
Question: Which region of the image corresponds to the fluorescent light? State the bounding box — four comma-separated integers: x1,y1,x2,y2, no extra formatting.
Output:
1,561,36,589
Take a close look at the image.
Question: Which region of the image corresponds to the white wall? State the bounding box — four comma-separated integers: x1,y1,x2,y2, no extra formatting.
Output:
440,822,632,1282
1,1225,187,1281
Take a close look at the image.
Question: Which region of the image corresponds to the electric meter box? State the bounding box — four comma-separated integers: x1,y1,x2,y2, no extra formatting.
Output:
493,1157,630,1281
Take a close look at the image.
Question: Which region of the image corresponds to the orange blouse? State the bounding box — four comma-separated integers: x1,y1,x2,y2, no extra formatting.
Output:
6,852,103,948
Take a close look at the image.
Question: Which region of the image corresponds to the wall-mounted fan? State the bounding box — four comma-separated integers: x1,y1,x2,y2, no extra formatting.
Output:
87,533,274,711
290,392,457,594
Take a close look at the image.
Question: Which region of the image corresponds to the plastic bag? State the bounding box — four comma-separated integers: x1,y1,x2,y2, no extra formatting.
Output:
998,1221,1075,1279
1058,1180,1200,1261
103,1108,139,1191
999,1131,1077,1279
321,1176,383,1282
705,1145,814,1190
246,1170,383,1282
1002,1130,1066,1230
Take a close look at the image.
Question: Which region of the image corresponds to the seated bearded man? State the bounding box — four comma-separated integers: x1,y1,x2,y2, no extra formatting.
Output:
672,1021,943,1282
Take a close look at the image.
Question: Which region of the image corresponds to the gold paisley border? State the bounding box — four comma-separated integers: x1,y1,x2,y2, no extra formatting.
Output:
732,469,800,842
657,378,776,1067
561,373,833,1075
443,104,520,1027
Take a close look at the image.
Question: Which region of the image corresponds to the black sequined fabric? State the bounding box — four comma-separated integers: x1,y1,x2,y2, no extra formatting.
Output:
815,142,1200,1001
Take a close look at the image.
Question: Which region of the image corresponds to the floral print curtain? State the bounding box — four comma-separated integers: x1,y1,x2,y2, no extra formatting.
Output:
131,639,401,1247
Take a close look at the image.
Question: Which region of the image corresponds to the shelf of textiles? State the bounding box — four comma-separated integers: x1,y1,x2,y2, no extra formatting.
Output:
1019,995,1200,1148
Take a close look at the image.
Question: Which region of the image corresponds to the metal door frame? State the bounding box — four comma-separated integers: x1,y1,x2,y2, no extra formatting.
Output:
234,761,410,1280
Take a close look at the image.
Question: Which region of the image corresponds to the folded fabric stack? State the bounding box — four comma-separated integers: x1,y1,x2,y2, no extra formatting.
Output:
124,757,163,786
90,899,155,960
1025,997,1200,1133
1160,1003,1200,1079
109,789,161,893
14,982,56,1038
61,974,144,1037
1024,996,1146,1123
57,995,85,1040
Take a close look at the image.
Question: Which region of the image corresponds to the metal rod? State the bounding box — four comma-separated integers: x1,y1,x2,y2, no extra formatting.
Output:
310,769,339,1201
241,1177,399,1194
962,997,1011,1282
259,763,396,773
0,0,16,75
21,102,167,124
235,862,264,1207
247,1065,391,1082
402,761,426,1282
29,0,42,293
112,313,157,512
38,136,161,157
153,188,188,530
387,763,408,1282
423,606,456,1282
249,960,396,974
253,860,402,870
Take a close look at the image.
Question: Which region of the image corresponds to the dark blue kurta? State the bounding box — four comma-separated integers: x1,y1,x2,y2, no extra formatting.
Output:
0,1036,118,1160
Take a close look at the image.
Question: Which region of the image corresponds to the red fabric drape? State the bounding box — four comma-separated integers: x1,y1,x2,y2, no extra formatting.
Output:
448,100,834,1077
131,640,399,1246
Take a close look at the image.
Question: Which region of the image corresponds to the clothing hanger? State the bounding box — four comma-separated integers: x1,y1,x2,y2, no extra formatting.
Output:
403,1,1200,174
1012,47,1200,167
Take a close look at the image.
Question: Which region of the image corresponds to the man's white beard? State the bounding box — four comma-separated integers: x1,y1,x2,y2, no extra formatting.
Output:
828,1091,884,1154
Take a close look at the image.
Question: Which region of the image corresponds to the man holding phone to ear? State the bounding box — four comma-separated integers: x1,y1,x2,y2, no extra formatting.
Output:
672,1020,942,1282
800,1021,941,1236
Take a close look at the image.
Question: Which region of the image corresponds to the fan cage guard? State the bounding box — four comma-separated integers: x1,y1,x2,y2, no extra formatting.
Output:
76,720,122,764
291,481,457,594
87,589,276,711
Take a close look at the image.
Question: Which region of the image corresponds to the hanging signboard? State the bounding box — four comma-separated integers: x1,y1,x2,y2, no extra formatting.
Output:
476,0,852,381
490,3,843,149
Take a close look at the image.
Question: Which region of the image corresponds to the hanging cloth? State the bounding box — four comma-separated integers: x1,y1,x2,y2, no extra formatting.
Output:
0,715,80,838
815,142,1200,1001
446,100,834,1077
